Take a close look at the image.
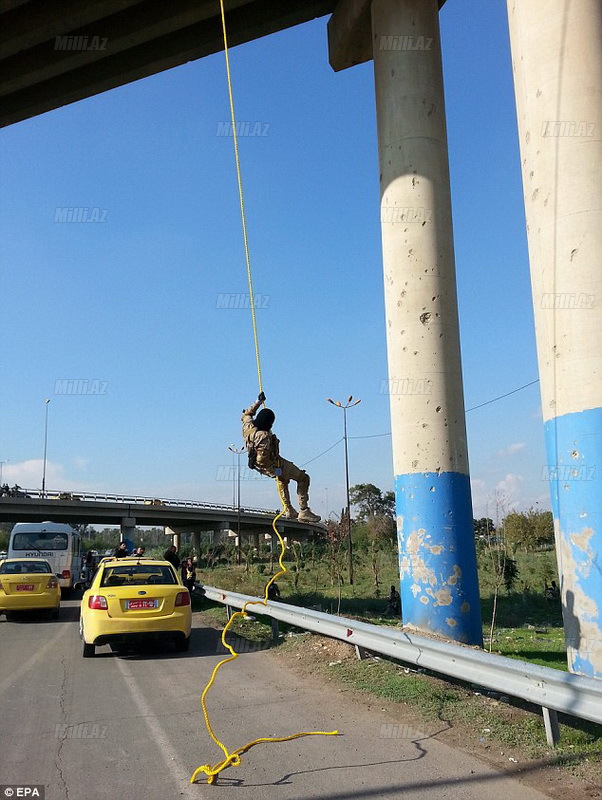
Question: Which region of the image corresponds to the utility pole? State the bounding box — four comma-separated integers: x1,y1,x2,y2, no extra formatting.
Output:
228,444,245,566
326,396,361,584
41,398,50,497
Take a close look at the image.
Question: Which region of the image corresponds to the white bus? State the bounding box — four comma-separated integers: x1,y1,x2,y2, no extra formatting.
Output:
8,522,83,592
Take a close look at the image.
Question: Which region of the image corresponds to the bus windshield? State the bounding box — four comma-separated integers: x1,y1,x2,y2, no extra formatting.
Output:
12,531,69,551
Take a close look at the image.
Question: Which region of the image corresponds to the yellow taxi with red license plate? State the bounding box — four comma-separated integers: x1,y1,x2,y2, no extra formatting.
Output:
0,558,61,619
79,557,191,657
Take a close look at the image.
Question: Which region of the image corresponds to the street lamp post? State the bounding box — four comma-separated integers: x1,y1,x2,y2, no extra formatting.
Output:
0,459,9,485
326,395,361,585
41,398,50,498
228,445,246,566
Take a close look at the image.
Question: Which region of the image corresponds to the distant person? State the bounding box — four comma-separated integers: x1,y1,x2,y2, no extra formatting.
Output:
83,550,96,586
267,582,281,601
132,546,146,557
164,544,180,570
182,558,196,594
545,580,560,601
386,585,401,616
113,541,130,558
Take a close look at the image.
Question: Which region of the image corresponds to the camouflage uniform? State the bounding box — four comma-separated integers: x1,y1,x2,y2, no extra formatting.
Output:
241,398,317,520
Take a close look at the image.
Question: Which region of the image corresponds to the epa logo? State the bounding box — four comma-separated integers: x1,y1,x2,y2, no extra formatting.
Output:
2,788,45,798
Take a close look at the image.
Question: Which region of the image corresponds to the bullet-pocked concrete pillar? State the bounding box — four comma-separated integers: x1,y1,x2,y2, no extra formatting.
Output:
507,0,602,677
372,0,482,644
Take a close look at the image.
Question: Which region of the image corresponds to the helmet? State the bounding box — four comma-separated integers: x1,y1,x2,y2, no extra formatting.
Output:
254,408,275,431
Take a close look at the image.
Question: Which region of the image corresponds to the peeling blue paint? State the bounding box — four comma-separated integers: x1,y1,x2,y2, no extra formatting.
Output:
544,406,602,678
395,471,483,645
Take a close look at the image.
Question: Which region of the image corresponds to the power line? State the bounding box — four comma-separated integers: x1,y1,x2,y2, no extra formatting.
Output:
465,378,539,412
301,437,344,467
312,378,541,453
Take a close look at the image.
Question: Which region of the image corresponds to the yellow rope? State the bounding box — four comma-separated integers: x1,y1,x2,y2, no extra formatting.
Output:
192,480,338,785
191,3,338,785
218,0,263,395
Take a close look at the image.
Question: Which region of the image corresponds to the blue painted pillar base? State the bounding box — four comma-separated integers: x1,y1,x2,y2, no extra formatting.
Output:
544,406,602,678
395,471,483,646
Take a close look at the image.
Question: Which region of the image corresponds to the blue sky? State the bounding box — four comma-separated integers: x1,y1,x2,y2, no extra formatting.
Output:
0,0,550,520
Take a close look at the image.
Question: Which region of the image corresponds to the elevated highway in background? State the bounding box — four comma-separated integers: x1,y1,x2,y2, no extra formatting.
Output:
0,489,324,542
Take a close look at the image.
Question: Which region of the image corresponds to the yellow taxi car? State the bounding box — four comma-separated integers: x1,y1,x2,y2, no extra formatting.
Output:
79,557,191,657
0,558,61,619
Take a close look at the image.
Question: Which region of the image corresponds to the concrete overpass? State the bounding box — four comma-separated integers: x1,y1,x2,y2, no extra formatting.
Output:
0,0,337,128
0,491,324,549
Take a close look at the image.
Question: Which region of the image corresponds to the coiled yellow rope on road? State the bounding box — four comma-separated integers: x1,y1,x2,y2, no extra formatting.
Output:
191,3,338,785
191,481,338,785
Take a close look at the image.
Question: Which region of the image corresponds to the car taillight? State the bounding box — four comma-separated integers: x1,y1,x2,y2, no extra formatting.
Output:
47,578,59,589
89,595,108,610
175,591,191,606
62,570,71,579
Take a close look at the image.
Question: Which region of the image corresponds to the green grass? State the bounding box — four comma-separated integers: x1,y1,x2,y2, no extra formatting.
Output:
198,548,570,664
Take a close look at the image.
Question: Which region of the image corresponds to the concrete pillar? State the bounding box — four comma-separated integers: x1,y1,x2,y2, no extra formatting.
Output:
120,517,136,547
371,0,482,644
506,0,602,677
165,526,180,551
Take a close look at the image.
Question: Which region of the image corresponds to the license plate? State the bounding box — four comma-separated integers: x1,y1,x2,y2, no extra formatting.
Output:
126,599,158,610
16,584,34,592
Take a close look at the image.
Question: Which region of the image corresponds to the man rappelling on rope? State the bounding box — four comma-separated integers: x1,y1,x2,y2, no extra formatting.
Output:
242,392,321,523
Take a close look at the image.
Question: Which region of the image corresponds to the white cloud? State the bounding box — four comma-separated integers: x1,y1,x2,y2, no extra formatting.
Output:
496,442,526,458
470,473,552,518
2,460,89,492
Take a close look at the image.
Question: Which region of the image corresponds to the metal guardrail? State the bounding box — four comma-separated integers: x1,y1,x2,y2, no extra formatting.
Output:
3,488,277,516
203,585,602,744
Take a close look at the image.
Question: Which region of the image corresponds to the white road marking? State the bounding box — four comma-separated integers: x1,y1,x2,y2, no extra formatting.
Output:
114,658,209,798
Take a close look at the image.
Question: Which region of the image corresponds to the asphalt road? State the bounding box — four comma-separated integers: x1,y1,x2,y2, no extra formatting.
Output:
0,599,554,800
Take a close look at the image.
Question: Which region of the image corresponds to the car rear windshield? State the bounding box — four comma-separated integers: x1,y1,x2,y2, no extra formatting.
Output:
0,561,52,574
100,565,177,588
12,531,68,550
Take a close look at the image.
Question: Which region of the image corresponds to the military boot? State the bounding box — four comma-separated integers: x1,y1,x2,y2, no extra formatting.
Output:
277,478,298,519
298,508,321,523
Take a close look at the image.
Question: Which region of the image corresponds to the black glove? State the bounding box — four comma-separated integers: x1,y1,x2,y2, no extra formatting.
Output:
258,391,266,404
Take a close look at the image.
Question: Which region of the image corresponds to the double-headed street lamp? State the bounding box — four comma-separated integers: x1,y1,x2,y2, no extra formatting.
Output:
326,395,361,585
228,444,246,566
41,398,51,498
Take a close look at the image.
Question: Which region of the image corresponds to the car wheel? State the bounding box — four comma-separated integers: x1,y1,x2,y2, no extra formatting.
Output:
83,642,95,658
5,612,15,622
175,636,190,653
50,607,60,620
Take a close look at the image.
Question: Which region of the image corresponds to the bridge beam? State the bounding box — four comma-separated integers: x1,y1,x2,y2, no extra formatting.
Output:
507,0,602,677
329,0,482,645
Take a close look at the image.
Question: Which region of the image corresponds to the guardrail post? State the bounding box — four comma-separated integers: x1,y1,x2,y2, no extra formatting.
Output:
271,617,279,642
542,707,560,746
355,645,367,661
225,605,233,621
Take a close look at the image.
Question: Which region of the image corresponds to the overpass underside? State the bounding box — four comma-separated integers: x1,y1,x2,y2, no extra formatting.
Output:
0,0,338,128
